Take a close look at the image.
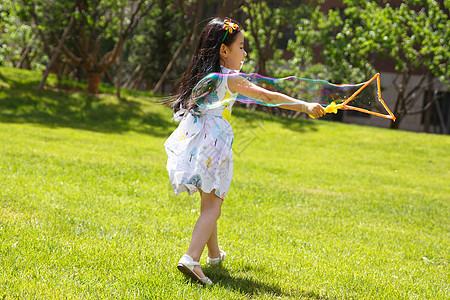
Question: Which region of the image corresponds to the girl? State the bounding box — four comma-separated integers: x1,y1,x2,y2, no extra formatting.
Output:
164,17,324,286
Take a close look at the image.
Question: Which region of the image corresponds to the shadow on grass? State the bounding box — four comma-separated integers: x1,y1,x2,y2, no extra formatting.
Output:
0,71,176,137
203,265,330,299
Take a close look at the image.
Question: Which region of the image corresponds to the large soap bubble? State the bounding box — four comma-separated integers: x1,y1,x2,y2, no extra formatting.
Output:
192,72,395,120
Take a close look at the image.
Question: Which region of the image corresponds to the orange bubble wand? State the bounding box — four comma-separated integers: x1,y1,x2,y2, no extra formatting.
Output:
311,73,395,120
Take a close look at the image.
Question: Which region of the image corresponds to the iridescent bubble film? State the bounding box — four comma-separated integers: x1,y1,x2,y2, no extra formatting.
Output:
192,73,395,119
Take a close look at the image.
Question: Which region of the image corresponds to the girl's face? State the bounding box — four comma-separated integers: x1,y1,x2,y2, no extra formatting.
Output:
220,31,247,71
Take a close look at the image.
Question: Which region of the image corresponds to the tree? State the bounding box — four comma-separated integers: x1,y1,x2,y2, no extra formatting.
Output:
151,0,248,94
36,14,75,92
152,0,206,94
289,0,449,128
0,0,45,70
94,0,187,93
242,0,308,76
30,0,156,94
241,0,315,117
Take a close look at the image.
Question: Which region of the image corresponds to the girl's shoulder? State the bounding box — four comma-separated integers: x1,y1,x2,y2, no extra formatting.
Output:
226,73,251,94
202,71,240,94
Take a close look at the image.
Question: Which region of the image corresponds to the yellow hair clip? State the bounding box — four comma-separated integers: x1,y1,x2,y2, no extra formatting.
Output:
222,19,239,42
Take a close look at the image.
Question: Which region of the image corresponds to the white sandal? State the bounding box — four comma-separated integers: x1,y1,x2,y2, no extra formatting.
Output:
206,250,226,265
177,254,213,286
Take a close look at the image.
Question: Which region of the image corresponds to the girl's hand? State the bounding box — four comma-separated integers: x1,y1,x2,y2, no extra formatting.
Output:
304,103,325,118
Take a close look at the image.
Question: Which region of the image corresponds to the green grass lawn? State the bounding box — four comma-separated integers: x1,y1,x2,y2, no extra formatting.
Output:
0,67,449,299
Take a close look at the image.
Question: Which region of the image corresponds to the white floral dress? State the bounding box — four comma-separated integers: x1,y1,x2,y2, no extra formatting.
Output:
164,66,237,200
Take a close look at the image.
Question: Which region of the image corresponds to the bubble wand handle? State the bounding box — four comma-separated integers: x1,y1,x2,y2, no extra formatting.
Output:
309,101,344,119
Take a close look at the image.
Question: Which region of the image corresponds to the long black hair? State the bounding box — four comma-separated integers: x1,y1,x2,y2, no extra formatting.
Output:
171,17,241,113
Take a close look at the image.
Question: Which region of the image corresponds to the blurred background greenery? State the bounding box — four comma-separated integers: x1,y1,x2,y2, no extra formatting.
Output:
0,0,449,130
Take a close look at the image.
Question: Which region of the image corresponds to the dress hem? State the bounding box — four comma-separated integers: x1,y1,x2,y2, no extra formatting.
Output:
173,183,226,200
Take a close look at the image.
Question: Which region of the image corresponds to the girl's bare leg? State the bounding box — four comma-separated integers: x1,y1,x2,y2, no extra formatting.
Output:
186,189,222,278
206,223,220,259
199,190,221,259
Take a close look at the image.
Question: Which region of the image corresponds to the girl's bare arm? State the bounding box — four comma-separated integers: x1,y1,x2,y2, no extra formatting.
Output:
228,75,325,118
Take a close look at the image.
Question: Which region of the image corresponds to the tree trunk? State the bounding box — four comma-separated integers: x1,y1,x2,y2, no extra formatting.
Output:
152,34,189,94
105,69,115,84
54,1,155,95
133,70,146,89
390,95,403,129
152,0,205,94
390,118,401,129
26,0,53,59
257,59,267,76
16,34,38,69
36,15,74,92
423,91,433,133
117,5,125,99
435,99,447,134
217,0,234,17
87,72,102,94
124,63,142,89
390,93,402,129
423,73,434,133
